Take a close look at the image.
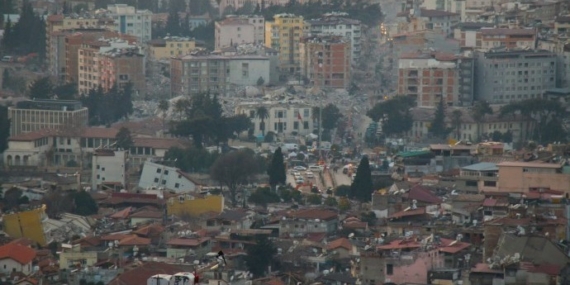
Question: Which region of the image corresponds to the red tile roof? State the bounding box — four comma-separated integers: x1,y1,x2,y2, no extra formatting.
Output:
439,238,471,254
389,207,426,219
82,127,119,138
286,208,338,221
133,224,165,237
326,238,353,251
108,262,193,285
129,210,163,219
406,185,442,204
167,237,210,247
264,278,285,285
471,263,503,274
0,243,36,264
520,262,561,276
377,238,421,250
306,233,327,243
118,235,151,246
9,129,56,141
101,233,132,241
110,207,133,219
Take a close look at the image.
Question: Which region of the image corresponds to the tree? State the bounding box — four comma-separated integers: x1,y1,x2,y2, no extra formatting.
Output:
338,197,351,212
3,187,22,210
451,109,463,140
350,156,373,202
315,104,342,131
2,2,46,59
73,191,98,216
256,106,269,136
366,96,414,136
360,211,377,226
279,187,302,203
471,101,493,141
0,106,9,154
248,187,280,207
42,191,74,218
53,82,77,100
307,194,322,205
429,97,450,140
28,77,53,99
267,147,286,188
324,196,338,207
165,7,182,36
210,149,258,206
1,69,10,90
335,185,350,197
244,235,277,277
158,99,170,136
115,127,134,150
256,76,265,86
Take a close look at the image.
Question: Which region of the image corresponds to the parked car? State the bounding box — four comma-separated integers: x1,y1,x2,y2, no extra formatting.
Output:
305,171,314,178
294,166,307,171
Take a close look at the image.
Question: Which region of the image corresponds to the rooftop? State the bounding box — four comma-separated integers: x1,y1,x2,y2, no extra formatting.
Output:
12,99,84,111
462,162,498,172
0,243,36,265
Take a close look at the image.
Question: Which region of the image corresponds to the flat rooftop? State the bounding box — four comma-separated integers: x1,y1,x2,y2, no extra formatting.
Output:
13,99,84,111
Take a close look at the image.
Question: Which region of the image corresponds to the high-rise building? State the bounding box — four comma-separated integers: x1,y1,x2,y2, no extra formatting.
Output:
215,15,265,49
304,14,362,64
147,37,197,60
106,4,152,43
265,14,304,74
8,100,88,136
170,51,230,97
299,35,351,89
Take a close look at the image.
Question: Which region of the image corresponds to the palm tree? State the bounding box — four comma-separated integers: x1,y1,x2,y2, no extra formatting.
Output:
471,101,493,142
451,109,463,140
158,100,169,137
256,106,269,136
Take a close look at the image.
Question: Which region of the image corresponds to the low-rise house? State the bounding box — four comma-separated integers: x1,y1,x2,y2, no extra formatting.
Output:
0,243,36,275
439,237,471,268
280,208,339,236
203,209,254,231
326,238,357,259
129,208,163,227
166,237,211,259
458,162,499,193
59,243,108,269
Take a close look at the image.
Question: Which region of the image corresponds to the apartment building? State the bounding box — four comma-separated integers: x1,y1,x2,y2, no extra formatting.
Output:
299,35,351,89
474,49,557,104
479,28,536,50
98,46,146,95
554,15,570,34
106,4,152,43
235,102,314,136
170,52,230,96
77,39,145,95
8,100,88,136
171,51,272,95
215,15,265,49
147,37,197,60
421,0,467,21
215,18,255,49
218,44,280,84
65,31,137,83
497,161,570,194
395,8,460,36
265,14,304,74
91,149,128,191
398,51,474,107
304,15,361,64
453,22,494,49
46,14,115,79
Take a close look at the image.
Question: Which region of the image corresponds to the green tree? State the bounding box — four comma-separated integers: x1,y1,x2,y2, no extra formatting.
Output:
471,101,493,142
244,235,277,277
53,82,77,100
350,156,373,202
28,77,53,99
164,146,220,173
3,2,46,59
338,197,351,212
366,96,414,136
360,211,377,226
210,149,259,206
256,106,269,136
0,106,9,153
1,69,10,90
248,187,280,207
3,187,22,210
256,76,265,86
267,147,286,188
307,194,322,205
451,109,463,140
335,185,350,197
313,104,343,131
158,99,170,136
279,187,302,203
73,191,98,216
115,127,134,150
429,97,450,140
165,7,182,36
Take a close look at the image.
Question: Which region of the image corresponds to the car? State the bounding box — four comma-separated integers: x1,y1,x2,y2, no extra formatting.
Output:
293,166,307,171
309,165,323,172
305,171,314,178
292,171,301,176
296,178,304,184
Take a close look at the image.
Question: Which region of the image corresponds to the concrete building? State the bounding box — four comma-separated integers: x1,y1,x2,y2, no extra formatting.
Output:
235,102,315,136
91,149,128,191
497,161,570,194
166,237,212,259
395,8,460,36
3,130,54,167
3,206,49,246
227,55,271,86
299,35,351,89
479,28,536,51
64,30,137,83
453,22,494,49
170,51,229,96
106,4,152,43
78,38,145,95
166,194,224,217
147,37,197,60
217,44,280,84
398,51,474,107
215,15,264,49
138,160,198,192
7,100,88,136
59,244,107,269
265,14,304,74
304,14,362,64
474,49,557,104
421,0,467,21
98,45,146,95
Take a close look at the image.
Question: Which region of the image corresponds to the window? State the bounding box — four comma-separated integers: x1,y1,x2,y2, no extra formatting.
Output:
154,178,159,183
164,170,169,175
293,122,299,129
466,180,477,187
175,183,180,188
303,121,309,129
162,180,167,185
484,181,497,187
386,264,393,275
102,167,105,171
156,168,161,173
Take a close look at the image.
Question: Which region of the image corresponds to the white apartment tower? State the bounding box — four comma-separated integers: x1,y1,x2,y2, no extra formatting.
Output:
107,4,152,43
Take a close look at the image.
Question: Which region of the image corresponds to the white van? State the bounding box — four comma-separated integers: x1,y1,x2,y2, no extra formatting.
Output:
1,56,12,62
309,165,323,172
283,143,298,152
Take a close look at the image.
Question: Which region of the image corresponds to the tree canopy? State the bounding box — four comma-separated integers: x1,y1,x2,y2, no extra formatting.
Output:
366,96,414,136
73,191,99,216
244,235,277,277
80,84,134,126
0,106,9,154
115,127,134,150
349,156,373,202
210,149,260,206
248,187,280,207
164,146,220,173
2,2,46,59
267,147,286,188
170,93,252,148
429,98,450,140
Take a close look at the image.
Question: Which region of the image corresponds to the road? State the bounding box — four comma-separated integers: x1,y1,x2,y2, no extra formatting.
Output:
286,169,324,193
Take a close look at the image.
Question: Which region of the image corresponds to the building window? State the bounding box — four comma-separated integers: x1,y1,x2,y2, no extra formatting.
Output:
386,264,393,275
156,168,161,173
162,180,167,185
154,178,159,183
175,183,180,188
164,170,169,175
303,121,309,129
